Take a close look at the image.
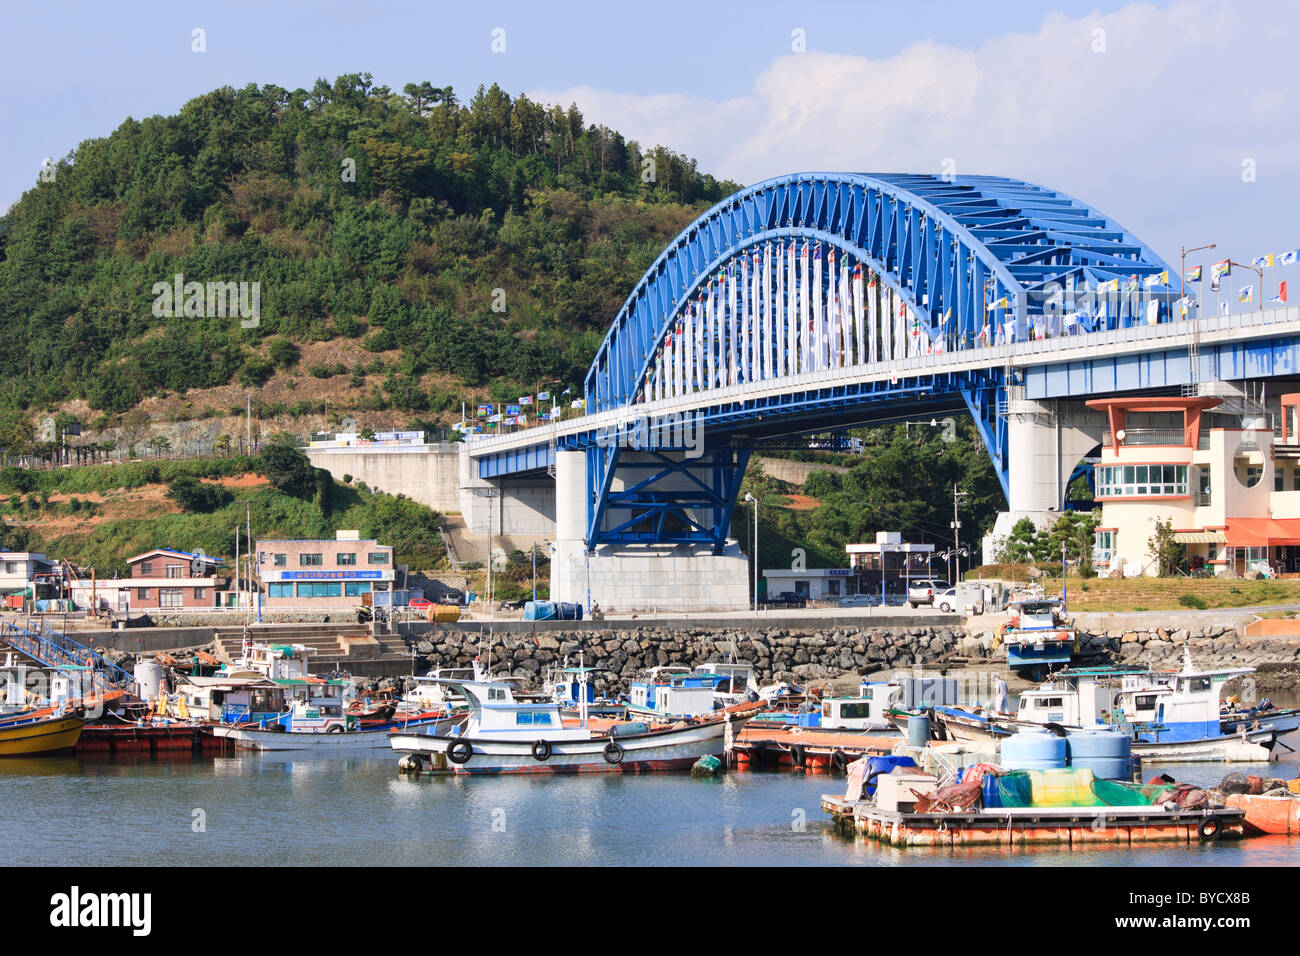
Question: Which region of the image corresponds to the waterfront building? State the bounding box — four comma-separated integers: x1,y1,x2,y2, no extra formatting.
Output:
0,551,53,607
257,531,396,610
762,533,938,600
1089,394,1300,577
846,532,939,591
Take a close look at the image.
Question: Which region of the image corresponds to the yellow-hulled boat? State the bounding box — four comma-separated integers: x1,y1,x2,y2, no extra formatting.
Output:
0,711,85,757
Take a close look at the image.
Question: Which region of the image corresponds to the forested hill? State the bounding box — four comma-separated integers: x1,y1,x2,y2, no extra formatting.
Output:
0,75,738,446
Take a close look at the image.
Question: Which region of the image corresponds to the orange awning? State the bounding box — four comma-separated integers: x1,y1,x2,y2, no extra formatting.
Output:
1223,518,1300,547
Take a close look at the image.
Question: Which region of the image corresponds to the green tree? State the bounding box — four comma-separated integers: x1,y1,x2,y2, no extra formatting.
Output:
258,438,318,500
166,474,232,512
1147,517,1184,577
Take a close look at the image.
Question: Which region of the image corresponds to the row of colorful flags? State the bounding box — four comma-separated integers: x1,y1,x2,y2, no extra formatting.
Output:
461,389,584,433
1184,247,1298,305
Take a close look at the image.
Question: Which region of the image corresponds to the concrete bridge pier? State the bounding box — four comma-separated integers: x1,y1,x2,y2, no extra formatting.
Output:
548,449,751,612
457,447,555,545
983,396,1106,562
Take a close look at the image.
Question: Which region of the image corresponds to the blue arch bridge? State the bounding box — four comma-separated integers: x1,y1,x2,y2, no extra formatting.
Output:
458,173,1300,611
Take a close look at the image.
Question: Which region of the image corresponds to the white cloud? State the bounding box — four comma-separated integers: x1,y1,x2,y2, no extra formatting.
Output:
533,0,1300,265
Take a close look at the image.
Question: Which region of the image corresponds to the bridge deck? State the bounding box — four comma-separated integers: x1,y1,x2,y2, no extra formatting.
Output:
470,305,1300,460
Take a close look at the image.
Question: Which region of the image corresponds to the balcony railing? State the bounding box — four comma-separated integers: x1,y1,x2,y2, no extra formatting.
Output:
1102,429,1208,449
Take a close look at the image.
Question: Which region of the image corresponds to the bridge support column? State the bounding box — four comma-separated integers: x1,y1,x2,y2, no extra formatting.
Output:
984,397,1106,563
458,446,555,543
548,449,751,612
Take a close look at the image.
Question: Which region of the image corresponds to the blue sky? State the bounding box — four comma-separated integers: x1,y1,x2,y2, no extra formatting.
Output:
2,0,1297,279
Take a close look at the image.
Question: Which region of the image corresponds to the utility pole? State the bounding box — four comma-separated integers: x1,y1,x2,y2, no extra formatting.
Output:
744,493,758,612
246,393,251,455
235,499,254,623
951,483,968,584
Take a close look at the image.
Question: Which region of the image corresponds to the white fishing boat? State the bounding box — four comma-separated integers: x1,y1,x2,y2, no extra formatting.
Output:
934,649,1282,762
390,661,764,774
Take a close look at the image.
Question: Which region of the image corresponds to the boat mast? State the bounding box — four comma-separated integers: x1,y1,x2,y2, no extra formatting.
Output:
578,651,589,730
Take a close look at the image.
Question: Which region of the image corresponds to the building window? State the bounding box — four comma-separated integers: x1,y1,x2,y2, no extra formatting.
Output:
160,589,183,608
193,587,207,599
166,564,183,578
337,552,357,566
140,562,153,576
368,552,389,565
273,553,286,566
268,583,294,598
137,588,151,599
296,582,342,598
300,553,323,566
1094,530,1114,569
827,579,841,596
345,582,371,596
1095,464,1189,498
3,562,16,575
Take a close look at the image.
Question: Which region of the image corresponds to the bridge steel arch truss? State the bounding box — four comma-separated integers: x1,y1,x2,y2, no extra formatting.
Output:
574,173,1174,549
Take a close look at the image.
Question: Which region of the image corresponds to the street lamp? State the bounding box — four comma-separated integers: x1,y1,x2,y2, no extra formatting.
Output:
744,493,758,612
1180,243,1215,316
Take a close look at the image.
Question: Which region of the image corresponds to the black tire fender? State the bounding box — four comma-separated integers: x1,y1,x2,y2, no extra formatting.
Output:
447,739,473,764
1198,817,1221,841
327,724,344,734
831,749,849,773
790,744,807,767
531,739,552,762
603,740,624,764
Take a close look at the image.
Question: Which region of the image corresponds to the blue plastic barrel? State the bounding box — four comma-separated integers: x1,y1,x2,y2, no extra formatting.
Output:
907,714,930,748
1066,730,1132,780
1000,730,1068,771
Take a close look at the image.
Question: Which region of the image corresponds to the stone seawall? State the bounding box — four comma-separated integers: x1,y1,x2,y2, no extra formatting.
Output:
401,623,1300,690
79,619,1300,694
405,625,970,689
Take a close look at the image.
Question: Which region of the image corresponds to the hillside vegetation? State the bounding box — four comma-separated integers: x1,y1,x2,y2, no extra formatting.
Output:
0,446,444,575
0,75,737,450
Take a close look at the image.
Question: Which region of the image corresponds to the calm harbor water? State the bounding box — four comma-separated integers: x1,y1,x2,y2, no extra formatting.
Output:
3,732,1296,866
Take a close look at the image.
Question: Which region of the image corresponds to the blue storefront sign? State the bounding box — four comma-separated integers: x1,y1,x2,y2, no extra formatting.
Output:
280,570,388,580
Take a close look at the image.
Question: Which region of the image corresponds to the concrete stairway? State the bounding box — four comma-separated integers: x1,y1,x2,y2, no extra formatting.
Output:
210,623,417,677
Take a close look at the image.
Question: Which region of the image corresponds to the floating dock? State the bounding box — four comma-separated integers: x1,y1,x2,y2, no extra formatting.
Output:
732,726,897,771
821,795,1246,848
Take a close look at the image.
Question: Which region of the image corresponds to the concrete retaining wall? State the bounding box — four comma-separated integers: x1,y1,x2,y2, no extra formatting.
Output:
305,443,461,512
754,457,849,485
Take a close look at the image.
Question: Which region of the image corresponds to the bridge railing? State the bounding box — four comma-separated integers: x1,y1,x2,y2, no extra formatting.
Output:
466,305,1300,453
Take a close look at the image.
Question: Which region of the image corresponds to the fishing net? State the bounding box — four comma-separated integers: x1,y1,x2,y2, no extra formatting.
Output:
1090,778,1162,806
987,771,1034,808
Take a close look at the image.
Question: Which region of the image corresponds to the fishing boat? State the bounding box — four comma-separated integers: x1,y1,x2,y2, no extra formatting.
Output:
1222,792,1300,834
543,664,625,718
0,707,85,757
933,651,1283,762
1000,597,1080,678
390,665,764,774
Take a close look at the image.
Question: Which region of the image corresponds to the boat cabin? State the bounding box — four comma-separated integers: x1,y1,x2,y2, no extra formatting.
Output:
1016,670,1119,726
629,667,719,717
432,678,592,741
692,663,759,702
175,674,287,724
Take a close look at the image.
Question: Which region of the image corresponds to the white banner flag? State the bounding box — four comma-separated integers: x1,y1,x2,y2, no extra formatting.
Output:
799,243,810,373
853,266,865,366
786,242,797,376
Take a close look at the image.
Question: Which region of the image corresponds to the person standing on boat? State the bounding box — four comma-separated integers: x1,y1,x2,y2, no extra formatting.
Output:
993,674,1008,714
